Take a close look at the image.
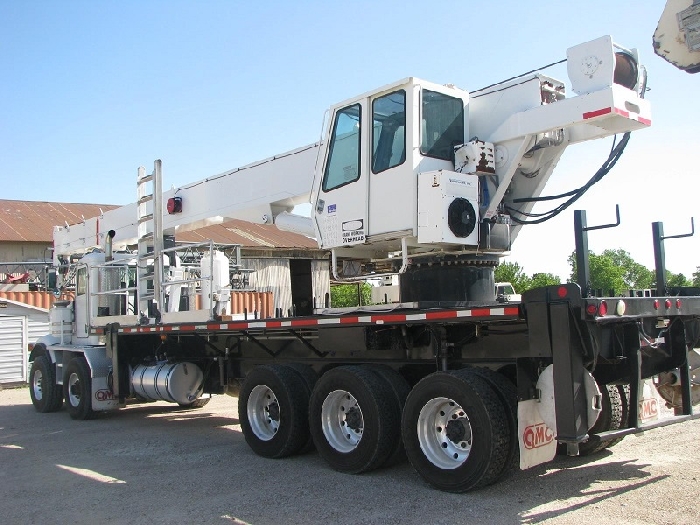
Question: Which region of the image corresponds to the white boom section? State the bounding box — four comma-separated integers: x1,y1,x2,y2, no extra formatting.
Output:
53,35,651,272
53,143,320,263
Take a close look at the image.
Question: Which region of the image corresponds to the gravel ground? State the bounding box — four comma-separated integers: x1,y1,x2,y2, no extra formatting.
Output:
1,385,699,525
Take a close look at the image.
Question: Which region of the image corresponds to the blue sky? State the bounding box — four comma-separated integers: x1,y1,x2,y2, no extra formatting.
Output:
2,1,698,281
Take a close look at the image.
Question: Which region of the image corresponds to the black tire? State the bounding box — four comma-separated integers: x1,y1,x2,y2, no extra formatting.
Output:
577,384,623,456
64,357,96,420
285,363,319,454
29,355,63,413
365,364,411,466
467,367,519,477
604,385,629,449
178,396,211,409
238,364,310,459
401,370,510,492
285,363,319,392
309,365,398,474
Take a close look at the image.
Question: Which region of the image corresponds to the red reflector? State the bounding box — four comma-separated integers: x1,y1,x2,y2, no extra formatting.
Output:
583,107,612,120
167,196,182,214
557,286,568,298
665,299,672,309
676,299,682,308
638,116,651,126
653,300,659,310
586,304,597,316
598,300,608,316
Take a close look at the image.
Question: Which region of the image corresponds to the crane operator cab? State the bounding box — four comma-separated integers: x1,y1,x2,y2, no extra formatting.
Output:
310,35,651,304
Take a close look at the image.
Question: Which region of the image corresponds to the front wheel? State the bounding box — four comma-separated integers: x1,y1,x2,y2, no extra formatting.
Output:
401,370,509,492
29,355,63,413
64,357,96,420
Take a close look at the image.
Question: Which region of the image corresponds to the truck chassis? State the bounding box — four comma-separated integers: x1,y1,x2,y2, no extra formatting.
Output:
29,280,700,492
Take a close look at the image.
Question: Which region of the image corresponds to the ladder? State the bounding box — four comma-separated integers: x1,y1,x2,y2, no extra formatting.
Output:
136,160,164,321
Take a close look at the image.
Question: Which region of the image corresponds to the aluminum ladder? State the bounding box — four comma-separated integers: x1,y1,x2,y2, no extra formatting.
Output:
136,160,164,321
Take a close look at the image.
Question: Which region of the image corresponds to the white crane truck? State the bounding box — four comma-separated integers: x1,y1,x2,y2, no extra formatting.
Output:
28,35,700,493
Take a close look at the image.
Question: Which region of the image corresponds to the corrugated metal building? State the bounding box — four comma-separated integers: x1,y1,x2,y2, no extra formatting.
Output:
0,200,120,263
0,299,49,384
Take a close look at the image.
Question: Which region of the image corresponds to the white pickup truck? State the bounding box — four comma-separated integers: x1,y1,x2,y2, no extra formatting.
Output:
495,282,522,302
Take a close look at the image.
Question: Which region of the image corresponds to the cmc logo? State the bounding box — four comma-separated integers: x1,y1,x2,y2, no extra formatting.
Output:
523,423,554,449
639,398,659,420
95,389,116,402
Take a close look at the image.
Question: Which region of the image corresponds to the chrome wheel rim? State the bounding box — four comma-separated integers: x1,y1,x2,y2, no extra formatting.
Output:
247,385,279,441
321,390,363,453
68,372,81,407
417,397,472,469
33,368,43,401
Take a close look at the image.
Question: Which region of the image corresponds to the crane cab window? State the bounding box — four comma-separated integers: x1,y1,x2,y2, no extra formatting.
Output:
372,90,406,174
322,104,362,192
420,90,464,161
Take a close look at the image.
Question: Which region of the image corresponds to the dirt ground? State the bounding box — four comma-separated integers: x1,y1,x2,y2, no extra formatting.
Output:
1,385,699,525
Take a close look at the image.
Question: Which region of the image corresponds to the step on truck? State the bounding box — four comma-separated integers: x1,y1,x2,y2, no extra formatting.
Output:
29,35,700,492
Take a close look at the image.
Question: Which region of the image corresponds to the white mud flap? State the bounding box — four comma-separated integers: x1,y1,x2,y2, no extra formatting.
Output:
518,364,602,469
92,375,119,411
83,347,120,412
517,399,557,469
639,378,661,423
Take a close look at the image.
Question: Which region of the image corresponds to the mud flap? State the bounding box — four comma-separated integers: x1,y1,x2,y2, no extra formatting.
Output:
517,399,556,469
83,346,119,411
638,378,661,423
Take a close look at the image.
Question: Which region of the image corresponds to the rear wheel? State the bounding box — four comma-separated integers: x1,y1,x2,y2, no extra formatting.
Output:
401,370,509,492
64,357,96,420
467,367,519,477
309,366,398,474
366,364,411,466
285,363,319,453
576,384,623,456
29,355,63,413
239,365,310,458
605,385,629,449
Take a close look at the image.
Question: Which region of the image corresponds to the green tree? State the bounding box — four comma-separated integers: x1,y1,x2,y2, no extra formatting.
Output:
494,262,532,293
603,249,654,289
331,282,373,307
666,272,692,288
531,273,561,288
569,250,627,295
693,267,700,287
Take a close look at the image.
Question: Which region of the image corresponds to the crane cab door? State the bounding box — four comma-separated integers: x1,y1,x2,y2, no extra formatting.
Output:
314,102,368,250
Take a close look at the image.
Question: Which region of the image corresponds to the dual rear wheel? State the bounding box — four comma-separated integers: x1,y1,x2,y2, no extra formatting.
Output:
239,364,518,492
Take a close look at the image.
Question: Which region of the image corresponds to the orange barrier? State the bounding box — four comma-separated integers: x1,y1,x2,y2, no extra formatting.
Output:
0,290,273,318
0,291,74,310
229,291,273,319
